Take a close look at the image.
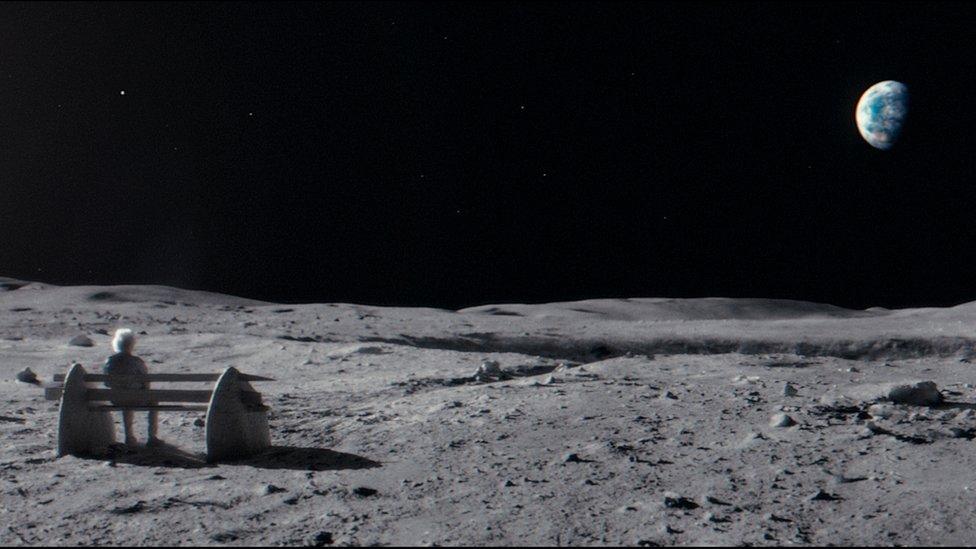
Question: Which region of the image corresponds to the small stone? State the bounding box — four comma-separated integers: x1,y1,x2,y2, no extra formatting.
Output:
68,334,94,347
663,491,699,510
704,495,732,506
885,381,942,406
257,484,287,496
15,367,38,385
808,490,841,501
110,500,146,515
352,486,378,497
782,382,798,397
500,479,516,488
868,404,894,419
306,532,334,547
831,473,867,485
193,417,205,427
475,360,507,381
660,390,678,400
769,413,796,428
479,360,501,376
563,452,584,463
948,427,975,439
955,409,975,422
764,512,792,522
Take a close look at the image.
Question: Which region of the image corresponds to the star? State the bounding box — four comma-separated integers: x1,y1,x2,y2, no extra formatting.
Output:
120,90,125,96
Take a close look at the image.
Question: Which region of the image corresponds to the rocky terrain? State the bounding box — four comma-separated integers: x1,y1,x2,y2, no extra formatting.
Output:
3,276,976,545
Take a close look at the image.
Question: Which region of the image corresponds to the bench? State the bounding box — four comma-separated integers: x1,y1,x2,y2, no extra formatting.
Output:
44,363,274,462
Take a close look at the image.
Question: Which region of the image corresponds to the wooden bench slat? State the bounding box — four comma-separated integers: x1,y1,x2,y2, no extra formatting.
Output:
52,373,274,383
89,405,210,412
45,388,264,406
85,388,214,403
88,389,263,406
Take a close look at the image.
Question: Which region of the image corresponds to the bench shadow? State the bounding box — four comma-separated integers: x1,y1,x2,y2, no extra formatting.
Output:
97,441,380,471
104,441,212,469
231,446,382,471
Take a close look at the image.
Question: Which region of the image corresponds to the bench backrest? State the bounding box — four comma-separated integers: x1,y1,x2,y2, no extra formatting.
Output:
45,371,273,406
51,373,274,383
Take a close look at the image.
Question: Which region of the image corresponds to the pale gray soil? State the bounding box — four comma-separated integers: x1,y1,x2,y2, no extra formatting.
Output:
3,277,976,546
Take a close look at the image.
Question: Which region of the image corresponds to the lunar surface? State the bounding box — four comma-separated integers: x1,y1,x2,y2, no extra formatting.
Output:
856,80,909,150
5,277,976,545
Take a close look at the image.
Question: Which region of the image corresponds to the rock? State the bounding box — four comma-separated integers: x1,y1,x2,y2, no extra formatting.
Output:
885,381,942,406
475,360,508,381
15,367,38,385
954,409,975,422
867,404,894,419
830,473,867,485
769,413,796,428
110,501,147,515
864,421,885,434
703,511,729,523
808,490,841,501
704,495,732,506
479,360,501,376
68,334,94,347
826,380,943,407
663,491,699,510
737,431,767,448
659,390,678,400
782,382,798,397
193,417,205,427
764,512,792,522
352,486,378,497
563,452,584,463
306,531,334,547
257,484,287,496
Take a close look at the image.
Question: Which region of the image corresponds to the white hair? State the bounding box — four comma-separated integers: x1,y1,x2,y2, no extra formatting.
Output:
112,328,137,353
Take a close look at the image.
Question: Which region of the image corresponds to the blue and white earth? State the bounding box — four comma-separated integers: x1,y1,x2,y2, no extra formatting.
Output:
855,80,909,150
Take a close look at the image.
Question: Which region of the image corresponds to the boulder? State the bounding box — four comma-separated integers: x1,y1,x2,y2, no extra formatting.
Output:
68,334,94,347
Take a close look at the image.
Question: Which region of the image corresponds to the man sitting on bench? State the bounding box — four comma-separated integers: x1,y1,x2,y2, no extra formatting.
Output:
103,328,160,447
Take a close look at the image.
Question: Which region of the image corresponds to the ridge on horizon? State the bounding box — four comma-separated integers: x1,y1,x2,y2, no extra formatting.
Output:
4,275,975,316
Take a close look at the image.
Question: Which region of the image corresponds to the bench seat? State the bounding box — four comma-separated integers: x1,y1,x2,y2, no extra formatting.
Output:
89,404,211,412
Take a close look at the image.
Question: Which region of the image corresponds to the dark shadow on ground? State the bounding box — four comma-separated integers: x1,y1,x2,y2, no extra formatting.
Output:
102,441,213,469
232,446,382,471
935,401,976,412
91,441,380,471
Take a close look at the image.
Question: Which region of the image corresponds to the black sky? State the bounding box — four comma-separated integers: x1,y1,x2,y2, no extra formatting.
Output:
3,1,976,309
